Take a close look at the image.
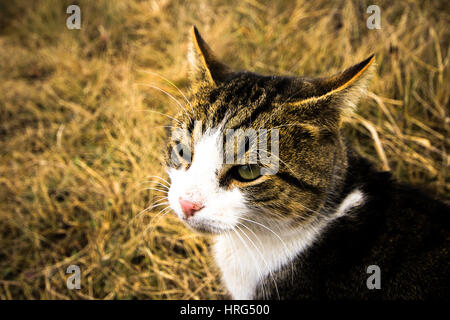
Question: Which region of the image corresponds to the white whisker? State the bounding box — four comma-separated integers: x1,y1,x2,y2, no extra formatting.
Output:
238,217,295,283
147,175,171,186
231,227,267,299
146,206,172,237
138,70,194,114
236,223,280,299
137,109,182,125
137,83,192,122
140,187,169,194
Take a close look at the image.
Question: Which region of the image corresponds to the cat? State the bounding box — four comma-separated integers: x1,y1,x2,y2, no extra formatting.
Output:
164,26,449,300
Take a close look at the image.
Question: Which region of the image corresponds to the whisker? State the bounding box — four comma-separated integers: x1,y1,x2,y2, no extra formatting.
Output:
138,70,194,114
152,195,169,201
140,187,169,194
225,230,267,299
146,206,172,237
132,201,169,222
235,223,281,300
154,125,182,130
146,181,169,190
137,109,182,125
231,228,267,299
146,175,171,186
238,217,295,284
269,123,307,130
141,179,169,187
137,83,192,122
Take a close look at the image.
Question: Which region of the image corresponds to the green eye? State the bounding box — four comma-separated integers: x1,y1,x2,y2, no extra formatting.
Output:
237,164,261,181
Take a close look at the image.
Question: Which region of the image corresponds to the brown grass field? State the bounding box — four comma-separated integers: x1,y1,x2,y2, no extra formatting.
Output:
0,0,448,299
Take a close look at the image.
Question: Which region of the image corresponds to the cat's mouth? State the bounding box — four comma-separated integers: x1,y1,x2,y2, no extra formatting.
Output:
183,217,233,235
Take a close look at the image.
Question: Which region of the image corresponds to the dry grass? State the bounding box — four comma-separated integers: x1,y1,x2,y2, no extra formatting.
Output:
0,0,448,299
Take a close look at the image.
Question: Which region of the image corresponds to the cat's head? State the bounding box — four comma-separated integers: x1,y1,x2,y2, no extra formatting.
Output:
165,26,374,235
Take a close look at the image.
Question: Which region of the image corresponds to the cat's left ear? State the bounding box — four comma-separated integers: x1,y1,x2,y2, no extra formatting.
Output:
188,26,233,87
287,55,376,115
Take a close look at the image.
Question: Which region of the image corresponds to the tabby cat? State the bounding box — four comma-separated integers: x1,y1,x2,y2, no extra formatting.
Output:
164,27,449,300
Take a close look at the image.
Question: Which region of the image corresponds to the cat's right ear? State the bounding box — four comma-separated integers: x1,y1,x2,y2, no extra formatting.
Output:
188,26,233,88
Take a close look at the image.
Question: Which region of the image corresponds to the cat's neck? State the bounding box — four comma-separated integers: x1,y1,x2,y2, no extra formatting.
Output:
213,221,324,299
213,188,365,299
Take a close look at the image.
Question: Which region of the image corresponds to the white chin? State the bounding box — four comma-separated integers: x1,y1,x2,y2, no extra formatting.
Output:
185,219,233,235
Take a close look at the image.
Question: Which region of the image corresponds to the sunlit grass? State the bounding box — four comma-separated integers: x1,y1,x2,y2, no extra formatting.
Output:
0,0,448,299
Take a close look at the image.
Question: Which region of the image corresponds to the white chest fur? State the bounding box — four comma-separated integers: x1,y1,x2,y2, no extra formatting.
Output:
213,189,365,299
213,224,321,299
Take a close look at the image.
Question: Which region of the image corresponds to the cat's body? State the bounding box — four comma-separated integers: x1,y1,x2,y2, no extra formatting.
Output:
217,150,449,300
164,27,450,300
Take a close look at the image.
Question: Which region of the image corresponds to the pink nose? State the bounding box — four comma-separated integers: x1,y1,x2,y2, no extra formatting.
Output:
179,198,204,218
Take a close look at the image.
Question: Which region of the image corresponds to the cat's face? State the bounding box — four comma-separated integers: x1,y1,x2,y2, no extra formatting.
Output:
165,27,373,235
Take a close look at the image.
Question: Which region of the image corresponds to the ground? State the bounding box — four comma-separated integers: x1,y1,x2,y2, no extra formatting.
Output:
0,0,448,299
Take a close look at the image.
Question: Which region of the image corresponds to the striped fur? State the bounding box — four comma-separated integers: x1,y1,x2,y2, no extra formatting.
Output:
165,27,376,299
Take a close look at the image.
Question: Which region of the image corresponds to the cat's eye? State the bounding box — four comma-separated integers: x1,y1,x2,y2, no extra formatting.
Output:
173,142,191,162
236,164,261,181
